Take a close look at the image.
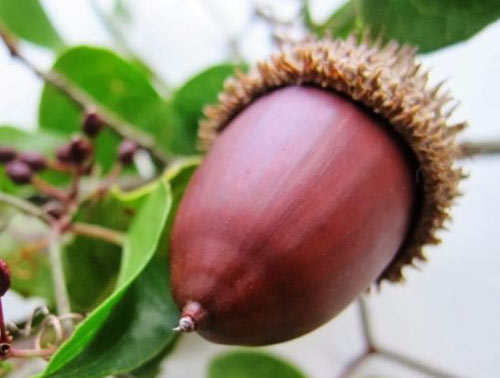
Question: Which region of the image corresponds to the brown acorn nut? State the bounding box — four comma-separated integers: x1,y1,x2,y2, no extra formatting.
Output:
170,39,464,346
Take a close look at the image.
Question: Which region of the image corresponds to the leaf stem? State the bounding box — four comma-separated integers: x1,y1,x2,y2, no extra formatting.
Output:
47,230,70,317
0,191,53,224
31,176,68,202
0,28,170,166
72,222,125,246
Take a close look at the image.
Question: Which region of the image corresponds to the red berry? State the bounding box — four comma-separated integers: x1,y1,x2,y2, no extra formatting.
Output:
0,259,11,297
0,147,16,163
118,140,138,165
5,161,32,185
18,151,47,172
82,111,103,138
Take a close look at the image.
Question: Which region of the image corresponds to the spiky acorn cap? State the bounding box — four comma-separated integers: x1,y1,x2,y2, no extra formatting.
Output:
199,37,465,283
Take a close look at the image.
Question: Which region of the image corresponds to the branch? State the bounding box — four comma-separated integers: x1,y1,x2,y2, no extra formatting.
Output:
378,347,460,378
458,140,500,159
0,28,170,166
0,191,52,224
72,222,124,246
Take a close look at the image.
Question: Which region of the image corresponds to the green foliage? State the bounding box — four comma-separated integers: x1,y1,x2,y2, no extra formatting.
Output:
41,160,198,377
39,49,240,169
41,182,171,377
307,0,500,52
208,350,308,378
0,0,63,50
38,46,175,170
171,63,243,152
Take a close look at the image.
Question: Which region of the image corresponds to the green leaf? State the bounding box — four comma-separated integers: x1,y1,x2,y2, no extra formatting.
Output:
0,126,67,195
63,195,135,313
38,46,188,169
46,254,178,378
0,0,63,50
41,159,198,377
170,63,242,153
42,182,171,377
208,351,308,378
308,0,500,53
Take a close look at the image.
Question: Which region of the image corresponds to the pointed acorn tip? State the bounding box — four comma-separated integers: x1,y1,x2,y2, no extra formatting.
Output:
173,316,196,333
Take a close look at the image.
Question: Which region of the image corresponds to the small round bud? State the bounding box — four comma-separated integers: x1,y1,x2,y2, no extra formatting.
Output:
118,140,138,165
0,147,16,164
56,144,72,163
5,161,32,185
0,259,11,297
18,151,47,172
82,111,103,138
69,138,93,164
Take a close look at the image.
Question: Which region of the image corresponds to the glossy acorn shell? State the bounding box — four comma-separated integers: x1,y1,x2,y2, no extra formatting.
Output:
170,86,417,345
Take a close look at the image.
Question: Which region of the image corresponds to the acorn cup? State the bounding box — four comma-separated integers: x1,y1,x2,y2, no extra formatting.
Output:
170,38,465,346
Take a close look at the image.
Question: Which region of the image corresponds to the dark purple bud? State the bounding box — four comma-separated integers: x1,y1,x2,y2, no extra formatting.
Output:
56,144,72,163
69,138,93,164
0,259,11,297
82,111,103,138
0,147,16,164
118,140,138,165
5,161,32,185
18,151,47,172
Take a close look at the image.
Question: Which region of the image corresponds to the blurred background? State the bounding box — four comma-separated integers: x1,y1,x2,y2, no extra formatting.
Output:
1,0,499,377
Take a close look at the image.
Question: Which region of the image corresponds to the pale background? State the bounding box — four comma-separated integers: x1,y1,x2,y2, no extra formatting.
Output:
0,1,499,377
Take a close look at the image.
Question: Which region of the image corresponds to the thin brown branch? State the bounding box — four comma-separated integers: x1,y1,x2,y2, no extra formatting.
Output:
72,222,125,246
378,347,461,378
0,28,170,166
458,140,500,159
337,347,373,378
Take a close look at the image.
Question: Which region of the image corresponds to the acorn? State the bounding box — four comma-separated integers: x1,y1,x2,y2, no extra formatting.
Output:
170,38,464,345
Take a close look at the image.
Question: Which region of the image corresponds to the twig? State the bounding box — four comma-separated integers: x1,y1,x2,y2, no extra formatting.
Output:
0,191,52,224
0,28,170,166
47,230,70,317
342,297,461,378
458,140,500,158
337,347,373,378
358,296,375,347
378,347,460,378
72,222,125,246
